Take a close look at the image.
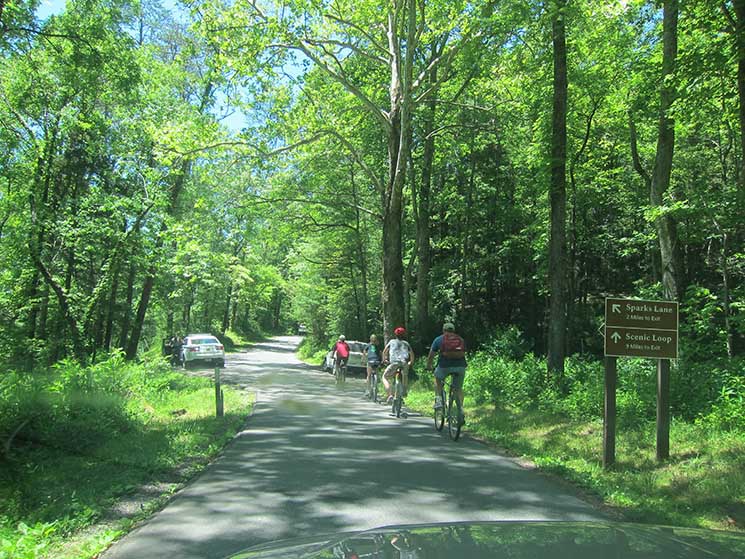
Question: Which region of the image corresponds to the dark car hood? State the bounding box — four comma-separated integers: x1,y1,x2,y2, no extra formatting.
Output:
226,521,745,558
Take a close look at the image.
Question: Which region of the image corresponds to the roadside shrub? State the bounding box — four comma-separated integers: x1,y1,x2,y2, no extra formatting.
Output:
463,352,509,406
464,352,545,409
697,374,745,431
554,357,604,420
482,326,530,360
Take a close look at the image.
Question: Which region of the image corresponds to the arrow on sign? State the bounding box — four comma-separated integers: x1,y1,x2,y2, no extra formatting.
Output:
612,304,621,313
611,331,621,343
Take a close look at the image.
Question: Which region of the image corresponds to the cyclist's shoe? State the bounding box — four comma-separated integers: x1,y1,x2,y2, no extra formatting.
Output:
434,396,443,409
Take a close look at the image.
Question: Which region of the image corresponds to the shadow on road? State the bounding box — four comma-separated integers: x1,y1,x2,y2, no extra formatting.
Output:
103,336,602,559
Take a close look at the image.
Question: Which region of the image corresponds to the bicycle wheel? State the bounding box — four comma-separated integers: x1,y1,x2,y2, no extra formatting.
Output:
392,376,402,417
447,387,462,441
434,387,445,431
371,372,378,402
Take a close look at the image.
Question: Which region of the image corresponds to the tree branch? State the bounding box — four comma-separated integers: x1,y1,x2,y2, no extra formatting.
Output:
324,12,391,57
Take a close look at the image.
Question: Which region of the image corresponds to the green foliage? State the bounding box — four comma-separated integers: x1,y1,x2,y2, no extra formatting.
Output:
0,353,251,558
697,372,745,432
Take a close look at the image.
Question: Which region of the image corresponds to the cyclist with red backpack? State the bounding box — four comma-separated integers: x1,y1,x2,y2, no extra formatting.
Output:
333,335,350,371
426,322,467,425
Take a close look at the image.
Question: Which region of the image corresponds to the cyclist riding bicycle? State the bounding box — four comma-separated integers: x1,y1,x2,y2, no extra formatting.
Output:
426,322,467,425
363,334,382,398
382,327,415,404
333,335,350,373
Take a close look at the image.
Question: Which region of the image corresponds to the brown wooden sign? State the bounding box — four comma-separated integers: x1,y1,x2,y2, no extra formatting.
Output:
604,298,678,359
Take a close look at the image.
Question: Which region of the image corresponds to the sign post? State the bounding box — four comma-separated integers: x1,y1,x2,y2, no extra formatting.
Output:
603,356,617,468
603,298,678,466
215,366,224,418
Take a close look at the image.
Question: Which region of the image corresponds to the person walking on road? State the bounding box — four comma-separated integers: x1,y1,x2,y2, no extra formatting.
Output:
426,322,467,424
382,327,415,403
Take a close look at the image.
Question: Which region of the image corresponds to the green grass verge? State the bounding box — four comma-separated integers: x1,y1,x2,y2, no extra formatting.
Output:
403,380,745,533
0,367,253,559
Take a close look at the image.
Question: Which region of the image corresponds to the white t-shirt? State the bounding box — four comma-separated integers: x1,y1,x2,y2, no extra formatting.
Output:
385,338,411,363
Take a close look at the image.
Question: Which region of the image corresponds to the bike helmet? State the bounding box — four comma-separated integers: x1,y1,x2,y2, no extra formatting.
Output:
338,335,346,341
394,326,406,337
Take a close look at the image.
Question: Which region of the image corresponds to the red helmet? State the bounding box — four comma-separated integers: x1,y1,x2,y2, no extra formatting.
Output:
394,326,406,337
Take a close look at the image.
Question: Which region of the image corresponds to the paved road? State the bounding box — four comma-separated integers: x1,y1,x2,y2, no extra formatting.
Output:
102,336,603,559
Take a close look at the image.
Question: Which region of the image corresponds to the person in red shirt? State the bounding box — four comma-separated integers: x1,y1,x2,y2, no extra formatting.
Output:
333,335,350,371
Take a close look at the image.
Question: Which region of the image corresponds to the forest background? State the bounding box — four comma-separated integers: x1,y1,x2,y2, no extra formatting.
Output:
1,0,745,555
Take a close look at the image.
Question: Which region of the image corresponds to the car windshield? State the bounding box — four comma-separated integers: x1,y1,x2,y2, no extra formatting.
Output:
189,337,219,345
348,342,365,352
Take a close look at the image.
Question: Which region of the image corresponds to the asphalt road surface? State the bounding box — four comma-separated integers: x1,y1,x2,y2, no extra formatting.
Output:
102,336,603,559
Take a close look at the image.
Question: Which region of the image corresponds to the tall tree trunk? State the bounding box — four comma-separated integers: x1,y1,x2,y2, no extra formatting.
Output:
222,284,233,336
103,266,119,351
38,285,49,340
651,0,681,302
415,84,436,344
118,259,136,350
734,0,745,205
125,160,190,359
460,148,476,316
125,76,214,358
27,271,40,339
351,166,369,339
547,0,568,377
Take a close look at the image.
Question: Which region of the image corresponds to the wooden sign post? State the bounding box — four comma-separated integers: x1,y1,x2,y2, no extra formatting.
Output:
215,366,224,418
603,298,678,467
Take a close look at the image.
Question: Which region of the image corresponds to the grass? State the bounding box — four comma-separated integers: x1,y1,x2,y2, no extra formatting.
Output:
0,359,253,559
403,379,745,533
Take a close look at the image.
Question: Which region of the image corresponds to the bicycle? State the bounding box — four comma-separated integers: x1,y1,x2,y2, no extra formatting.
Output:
434,373,463,440
334,358,347,385
391,365,405,418
367,362,380,402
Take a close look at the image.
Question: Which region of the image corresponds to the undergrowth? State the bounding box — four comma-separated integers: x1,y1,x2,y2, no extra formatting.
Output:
0,351,252,559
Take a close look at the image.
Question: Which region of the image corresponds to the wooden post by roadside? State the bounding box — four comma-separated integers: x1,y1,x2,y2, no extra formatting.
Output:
656,359,670,461
603,356,617,469
215,366,224,417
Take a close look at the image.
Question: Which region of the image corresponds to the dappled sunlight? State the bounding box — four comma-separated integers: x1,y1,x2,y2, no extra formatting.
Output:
103,337,603,559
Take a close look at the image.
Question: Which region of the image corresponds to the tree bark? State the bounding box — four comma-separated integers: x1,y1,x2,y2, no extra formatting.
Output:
651,0,681,302
734,0,745,205
415,69,437,343
103,266,119,351
118,259,136,351
547,0,568,377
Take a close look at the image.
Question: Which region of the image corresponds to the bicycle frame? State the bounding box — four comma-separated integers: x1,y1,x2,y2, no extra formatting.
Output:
392,367,404,418
334,358,347,385
434,374,462,440
368,364,379,402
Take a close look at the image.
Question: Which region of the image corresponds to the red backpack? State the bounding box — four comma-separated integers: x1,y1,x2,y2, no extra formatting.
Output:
440,332,465,359
336,341,350,358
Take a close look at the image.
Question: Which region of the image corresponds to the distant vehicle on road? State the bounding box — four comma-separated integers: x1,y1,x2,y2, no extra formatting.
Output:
297,323,308,335
322,340,366,374
180,334,225,368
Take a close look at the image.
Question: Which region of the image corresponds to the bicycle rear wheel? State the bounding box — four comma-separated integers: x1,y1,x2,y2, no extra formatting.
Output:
392,376,403,417
370,372,378,402
434,387,445,431
447,388,462,441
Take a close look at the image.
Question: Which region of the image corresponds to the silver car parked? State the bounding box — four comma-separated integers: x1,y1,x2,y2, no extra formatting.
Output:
322,340,366,374
180,334,226,368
